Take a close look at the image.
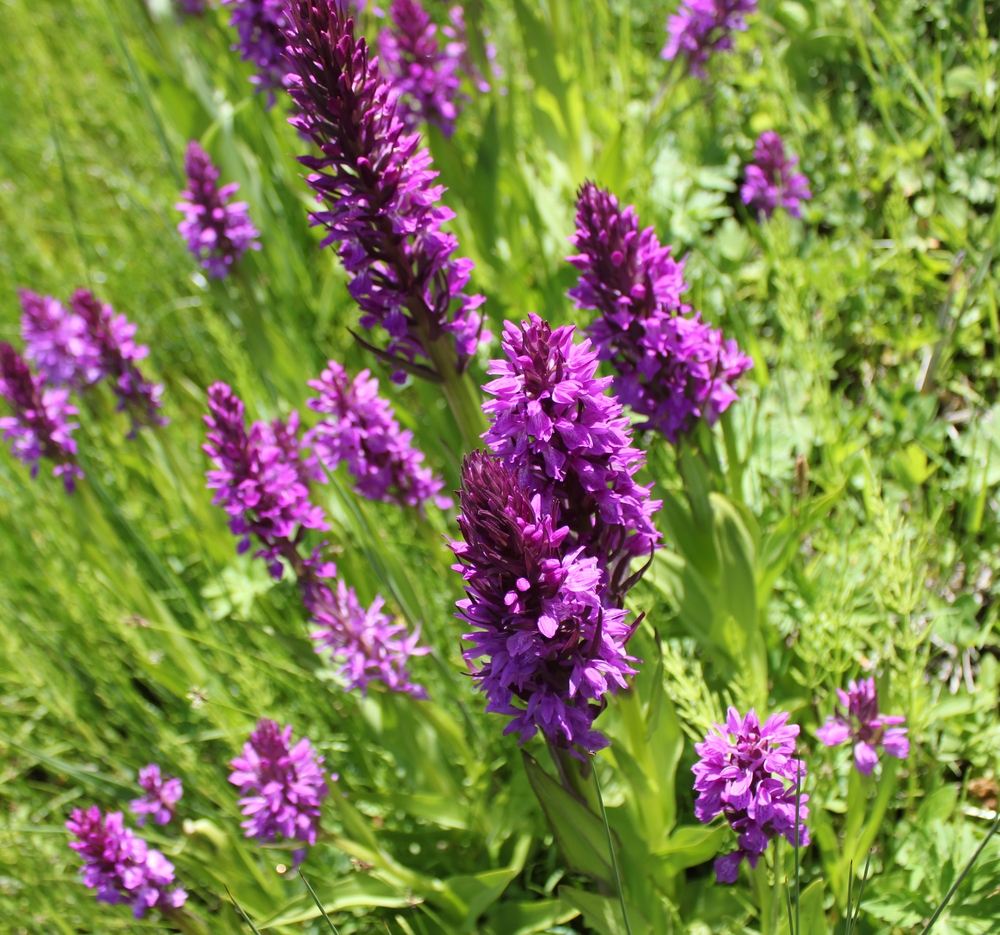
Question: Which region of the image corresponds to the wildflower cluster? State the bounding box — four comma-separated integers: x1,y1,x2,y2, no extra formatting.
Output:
568,182,752,441
66,807,187,919
222,0,290,103
662,0,757,76
453,315,659,753
741,131,812,218
307,360,449,510
203,381,429,696
228,718,329,865
281,0,488,381
817,677,909,774
176,141,261,280
693,707,810,883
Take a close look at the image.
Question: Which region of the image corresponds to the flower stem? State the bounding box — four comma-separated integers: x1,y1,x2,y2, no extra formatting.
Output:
424,334,487,450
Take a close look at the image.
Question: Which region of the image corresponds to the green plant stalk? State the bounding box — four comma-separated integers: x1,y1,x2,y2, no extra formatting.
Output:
753,858,773,935
592,759,633,935
299,870,343,934
918,812,1000,935
720,409,744,502
836,761,897,906
423,333,488,451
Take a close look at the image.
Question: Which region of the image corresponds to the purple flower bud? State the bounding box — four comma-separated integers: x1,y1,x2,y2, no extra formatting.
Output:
0,342,82,492
816,677,909,775
740,131,812,219
19,289,100,388
379,0,465,138
693,707,809,884
70,290,166,433
482,314,661,599
66,806,187,918
568,182,752,442
451,452,637,753
221,0,290,103
307,360,450,510
176,141,261,280
282,1,489,381
130,764,183,826
662,0,758,77
203,382,328,576
306,572,430,697
228,718,329,864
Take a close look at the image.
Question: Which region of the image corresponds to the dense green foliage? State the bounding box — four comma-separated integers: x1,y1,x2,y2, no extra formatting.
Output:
1,1,999,933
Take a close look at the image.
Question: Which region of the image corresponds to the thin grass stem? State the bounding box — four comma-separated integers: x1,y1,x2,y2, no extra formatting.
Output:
592,757,633,935
299,870,343,934
918,811,1000,935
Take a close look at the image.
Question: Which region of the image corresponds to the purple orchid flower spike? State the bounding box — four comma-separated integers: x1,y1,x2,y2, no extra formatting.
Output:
662,0,758,77
66,807,187,918
0,342,83,492
451,451,636,754
228,718,330,865
70,290,167,432
306,574,430,698
281,1,490,386
568,182,752,442
176,141,261,280
307,360,450,510
693,706,810,884
130,764,183,827
817,677,909,775
221,0,290,104
741,131,812,219
19,289,101,388
379,0,465,138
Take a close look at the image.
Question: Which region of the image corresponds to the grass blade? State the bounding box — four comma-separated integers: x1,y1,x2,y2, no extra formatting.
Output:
919,812,1000,935
592,758,633,935
299,869,343,935
225,885,263,935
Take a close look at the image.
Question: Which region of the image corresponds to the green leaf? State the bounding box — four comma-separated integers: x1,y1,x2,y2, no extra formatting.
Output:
557,886,651,935
257,876,413,928
439,834,531,930
651,824,729,876
522,752,613,885
487,898,580,935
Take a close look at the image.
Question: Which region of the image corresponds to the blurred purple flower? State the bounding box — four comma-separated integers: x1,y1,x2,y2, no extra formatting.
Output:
178,0,207,13
306,573,429,697
741,131,811,219
130,764,183,827
19,289,100,387
176,141,261,280
452,451,636,753
70,290,166,433
66,806,187,918
307,360,450,509
221,0,289,102
228,718,329,864
568,182,752,442
662,0,757,77
282,1,489,382
482,315,660,599
0,342,82,492
693,707,809,884
203,382,328,577
379,0,465,137
816,677,909,775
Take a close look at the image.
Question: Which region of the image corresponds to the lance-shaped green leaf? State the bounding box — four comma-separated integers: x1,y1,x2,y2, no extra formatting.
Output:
522,752,614,885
